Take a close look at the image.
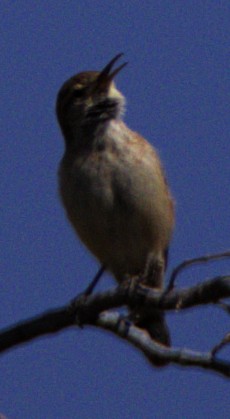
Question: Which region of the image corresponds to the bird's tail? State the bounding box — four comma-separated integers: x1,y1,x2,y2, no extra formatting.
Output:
135,249,171,365
135,309,170,366
136,310,170,345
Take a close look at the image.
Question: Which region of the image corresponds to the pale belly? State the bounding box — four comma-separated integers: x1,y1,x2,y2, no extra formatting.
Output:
59,140,173,283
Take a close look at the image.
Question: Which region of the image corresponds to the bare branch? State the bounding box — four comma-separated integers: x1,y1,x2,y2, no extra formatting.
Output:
211,333,230,357
167,250,230,291
97,311,230,378
0,273,230,377
72,274,230,313
0,306,74,353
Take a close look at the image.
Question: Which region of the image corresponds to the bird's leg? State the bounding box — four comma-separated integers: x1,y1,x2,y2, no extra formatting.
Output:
83,265,106,296
69,265,106,326
142,253,164,289
70,265,106,307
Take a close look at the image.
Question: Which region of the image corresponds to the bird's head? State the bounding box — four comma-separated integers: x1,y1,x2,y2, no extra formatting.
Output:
56,54,127,141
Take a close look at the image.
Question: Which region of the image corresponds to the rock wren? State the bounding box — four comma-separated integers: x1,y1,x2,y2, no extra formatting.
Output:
56,54,174,351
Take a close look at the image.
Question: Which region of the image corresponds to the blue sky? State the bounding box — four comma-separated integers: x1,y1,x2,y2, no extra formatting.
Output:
1,1,230,418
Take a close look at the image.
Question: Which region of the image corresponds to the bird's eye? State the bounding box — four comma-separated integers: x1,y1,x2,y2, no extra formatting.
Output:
72,87,87,99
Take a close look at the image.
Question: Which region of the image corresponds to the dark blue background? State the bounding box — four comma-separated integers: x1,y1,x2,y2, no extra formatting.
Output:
1,2,230,418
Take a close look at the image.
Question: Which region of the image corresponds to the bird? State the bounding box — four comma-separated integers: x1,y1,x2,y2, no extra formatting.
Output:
56,53,175,353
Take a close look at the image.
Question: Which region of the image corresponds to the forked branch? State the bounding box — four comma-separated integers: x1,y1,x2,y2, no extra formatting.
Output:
0,251,230,377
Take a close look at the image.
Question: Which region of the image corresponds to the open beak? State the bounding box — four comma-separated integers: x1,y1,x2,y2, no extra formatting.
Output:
96,53,128,89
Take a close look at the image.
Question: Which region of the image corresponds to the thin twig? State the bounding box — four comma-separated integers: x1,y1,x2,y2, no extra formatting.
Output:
218,302,230,315
167,250,230,291
211,333,230,356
